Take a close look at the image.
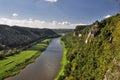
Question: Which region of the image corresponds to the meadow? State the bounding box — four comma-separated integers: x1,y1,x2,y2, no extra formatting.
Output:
0,39,50,79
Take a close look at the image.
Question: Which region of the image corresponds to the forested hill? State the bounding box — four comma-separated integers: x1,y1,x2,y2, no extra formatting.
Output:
52,29,74,34
0,25,59,57
59,13,120,80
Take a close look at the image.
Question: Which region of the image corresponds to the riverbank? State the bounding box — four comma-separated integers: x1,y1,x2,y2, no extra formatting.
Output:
0,39,50,80
55,40,68,80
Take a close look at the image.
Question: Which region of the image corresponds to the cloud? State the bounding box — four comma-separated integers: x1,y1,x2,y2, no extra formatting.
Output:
61,21,70,25
104,15,111,18
0,17,81,29
45,0,58,3
12,13,19,17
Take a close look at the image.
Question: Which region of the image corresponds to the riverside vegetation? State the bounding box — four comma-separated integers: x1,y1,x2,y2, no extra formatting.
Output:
57,13,120,80
0,39,50,80
0,25,59,79
0,25,59,59
55,40,68,80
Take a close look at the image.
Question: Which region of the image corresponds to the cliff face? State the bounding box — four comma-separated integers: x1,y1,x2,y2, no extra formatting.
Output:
74,25,88,36
58,13,120,80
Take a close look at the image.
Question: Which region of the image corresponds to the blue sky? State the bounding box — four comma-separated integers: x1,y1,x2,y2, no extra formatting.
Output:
0,0,119,28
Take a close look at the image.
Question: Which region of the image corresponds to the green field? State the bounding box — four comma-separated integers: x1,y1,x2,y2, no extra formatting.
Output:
0,39,50,80
55,40,68,80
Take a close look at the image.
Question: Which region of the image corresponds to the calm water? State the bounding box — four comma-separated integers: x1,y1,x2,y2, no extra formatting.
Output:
6,37,63,80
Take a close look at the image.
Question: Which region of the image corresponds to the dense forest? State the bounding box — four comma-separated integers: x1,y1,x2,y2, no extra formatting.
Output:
0,25,59,59
52,29,73,34
58,13,120,80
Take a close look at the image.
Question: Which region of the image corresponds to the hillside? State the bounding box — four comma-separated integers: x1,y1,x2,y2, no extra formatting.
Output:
0,25,59,58
52,29,74,34
58,13,120,80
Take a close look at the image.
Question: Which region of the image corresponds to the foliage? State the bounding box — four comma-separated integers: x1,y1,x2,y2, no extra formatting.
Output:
0,25,59,58
55,40,68,80
0,39,50,80
57,13,120,80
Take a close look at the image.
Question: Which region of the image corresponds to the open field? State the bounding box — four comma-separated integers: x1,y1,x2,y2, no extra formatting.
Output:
0,39,50,80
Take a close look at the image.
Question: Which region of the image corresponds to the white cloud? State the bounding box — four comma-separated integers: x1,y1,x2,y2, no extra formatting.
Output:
29,18,33,21
0,17,81,29
45,0,58,3
12,13,19,17
104,15,111,19
61,21,70,25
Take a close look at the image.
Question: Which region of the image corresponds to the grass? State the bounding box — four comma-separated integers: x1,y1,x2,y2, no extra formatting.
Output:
41,39,50,43
54,40,68,80
0,39,50,80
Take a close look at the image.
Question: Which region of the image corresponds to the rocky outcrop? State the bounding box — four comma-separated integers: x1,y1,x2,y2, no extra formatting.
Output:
74,25,88,36
104,58,120,80
74,21,101,43
58,13,120,80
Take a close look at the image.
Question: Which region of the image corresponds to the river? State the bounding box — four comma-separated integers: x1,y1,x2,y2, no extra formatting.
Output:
5,37,63,80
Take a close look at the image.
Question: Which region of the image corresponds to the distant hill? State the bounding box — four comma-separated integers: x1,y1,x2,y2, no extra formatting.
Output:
0,25,59,58
58,13,120,80
52,29,73,34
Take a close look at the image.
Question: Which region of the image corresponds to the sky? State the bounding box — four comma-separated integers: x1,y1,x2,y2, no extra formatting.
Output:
0,0,119,29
